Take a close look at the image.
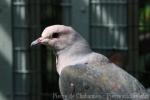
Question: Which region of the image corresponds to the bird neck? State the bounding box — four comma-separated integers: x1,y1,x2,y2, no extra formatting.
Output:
56,37,92,57
55,37,92,75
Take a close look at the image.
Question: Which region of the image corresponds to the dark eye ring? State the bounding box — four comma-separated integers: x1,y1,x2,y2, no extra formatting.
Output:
52,33,59,38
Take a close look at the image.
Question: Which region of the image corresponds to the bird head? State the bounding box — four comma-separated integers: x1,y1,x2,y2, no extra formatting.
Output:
31,25,78,51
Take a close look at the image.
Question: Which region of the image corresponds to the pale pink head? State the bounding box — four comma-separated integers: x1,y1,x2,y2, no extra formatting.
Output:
31,25,78,50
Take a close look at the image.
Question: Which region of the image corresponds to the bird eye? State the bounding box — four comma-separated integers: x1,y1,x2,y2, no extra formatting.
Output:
52,33,59,38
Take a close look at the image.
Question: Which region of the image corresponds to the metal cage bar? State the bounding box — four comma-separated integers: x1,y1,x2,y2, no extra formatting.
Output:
12,0,41,100
11,0,150,100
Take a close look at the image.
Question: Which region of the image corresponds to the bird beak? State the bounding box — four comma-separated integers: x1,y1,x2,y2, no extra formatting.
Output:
31,37,43,46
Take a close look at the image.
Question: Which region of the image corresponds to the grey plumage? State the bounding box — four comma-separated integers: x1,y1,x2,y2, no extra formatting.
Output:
31,25,149,100
60,65,149,100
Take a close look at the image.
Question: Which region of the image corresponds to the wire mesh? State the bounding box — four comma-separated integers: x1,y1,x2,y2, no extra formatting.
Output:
12,0,41,100
11,0,150,100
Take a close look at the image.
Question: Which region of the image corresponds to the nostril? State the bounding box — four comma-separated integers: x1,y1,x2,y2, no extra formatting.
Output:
37,38,42,42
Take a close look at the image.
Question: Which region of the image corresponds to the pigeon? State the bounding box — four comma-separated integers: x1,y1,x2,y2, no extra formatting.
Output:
31,25,149,100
